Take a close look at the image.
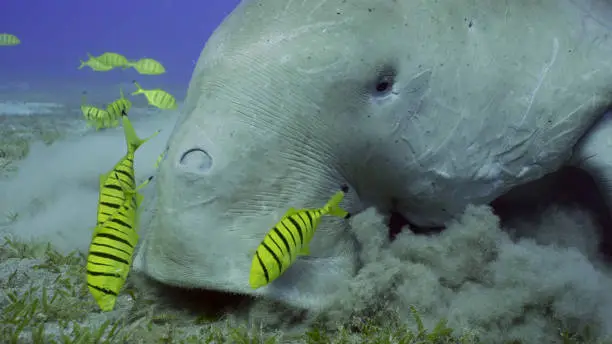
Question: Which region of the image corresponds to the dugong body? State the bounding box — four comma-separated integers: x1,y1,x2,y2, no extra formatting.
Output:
135,0,612,310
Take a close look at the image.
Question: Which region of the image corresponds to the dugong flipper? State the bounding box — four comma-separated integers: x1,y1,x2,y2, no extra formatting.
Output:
134,0,612,310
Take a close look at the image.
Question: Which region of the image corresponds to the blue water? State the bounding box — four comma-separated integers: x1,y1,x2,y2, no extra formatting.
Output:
0,0,240,105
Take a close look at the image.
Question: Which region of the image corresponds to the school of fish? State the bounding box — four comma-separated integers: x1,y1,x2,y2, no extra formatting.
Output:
2,31,350,310
80,88,132,130
78,52,178,128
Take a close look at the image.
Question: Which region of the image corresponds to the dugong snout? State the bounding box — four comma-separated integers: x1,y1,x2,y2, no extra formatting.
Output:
135,110,362,309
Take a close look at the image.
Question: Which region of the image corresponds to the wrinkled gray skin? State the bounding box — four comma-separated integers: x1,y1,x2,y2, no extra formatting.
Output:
134,0,612,310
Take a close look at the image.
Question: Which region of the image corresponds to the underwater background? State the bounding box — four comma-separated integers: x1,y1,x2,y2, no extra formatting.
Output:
0,0,240,105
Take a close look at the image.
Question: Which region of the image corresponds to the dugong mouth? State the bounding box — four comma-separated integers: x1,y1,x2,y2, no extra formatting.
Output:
388,211,445,240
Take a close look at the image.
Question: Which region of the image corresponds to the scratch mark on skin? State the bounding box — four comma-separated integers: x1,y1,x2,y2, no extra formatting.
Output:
496,38,558,165
518,37,559,130
240,19,351,59
308,0,331,20
167,196,220,214
548,95,597,145
283,0,295,14
428,110,463,163
401,135,423,168
504,1,510,25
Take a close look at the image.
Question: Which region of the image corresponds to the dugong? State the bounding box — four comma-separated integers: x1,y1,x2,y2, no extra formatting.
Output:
134,0,612,310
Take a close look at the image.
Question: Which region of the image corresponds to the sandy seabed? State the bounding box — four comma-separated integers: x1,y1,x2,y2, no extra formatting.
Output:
1,107,612,343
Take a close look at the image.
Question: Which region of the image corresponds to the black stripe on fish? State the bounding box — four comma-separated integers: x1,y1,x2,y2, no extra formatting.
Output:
256,251,270,283
119,157,133,168
297,213,312,237
305,211,314,228
279,220,297,247
100,201,121,209
115,169,135,183
86,269,121,278
89,251,129,265
287,216,303,246
262,241,283,276
100,192,124,200
95,232,134,249
273,227,291,256
87,260,113,267
104,184,123,192
267,233,284,256
91,242,132,257
111,218,132,230
103,222,134,235
87,283,118,296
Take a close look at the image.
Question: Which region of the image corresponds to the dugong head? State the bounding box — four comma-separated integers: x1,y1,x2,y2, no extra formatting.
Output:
135,0,612,309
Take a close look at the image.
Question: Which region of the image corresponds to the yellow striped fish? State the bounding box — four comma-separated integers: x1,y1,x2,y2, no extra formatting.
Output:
95,52,129,68
106,88,132,125
0,33,20,46
132,81,177,110
81,92,114,130
127,57,165,75
249,186,351,289
87,111,159,311
78,53,113,72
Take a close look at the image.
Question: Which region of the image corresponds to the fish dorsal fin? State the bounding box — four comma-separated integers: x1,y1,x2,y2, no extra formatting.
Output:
286,207,298,216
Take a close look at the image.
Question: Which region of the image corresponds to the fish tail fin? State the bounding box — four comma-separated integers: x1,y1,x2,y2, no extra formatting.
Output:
78,60,85,69
323,184,351,219
131,80,144,95
327,204,351,219
81,91,87,105
120,110,159,152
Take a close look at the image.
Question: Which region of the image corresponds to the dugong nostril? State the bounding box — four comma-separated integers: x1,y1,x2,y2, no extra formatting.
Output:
179,148,213,173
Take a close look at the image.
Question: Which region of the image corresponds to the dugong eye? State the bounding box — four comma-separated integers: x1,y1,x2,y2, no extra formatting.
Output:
372,71,395,97
376,77,392,93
